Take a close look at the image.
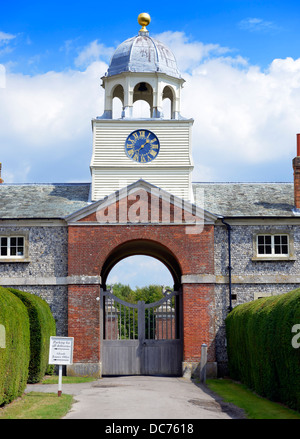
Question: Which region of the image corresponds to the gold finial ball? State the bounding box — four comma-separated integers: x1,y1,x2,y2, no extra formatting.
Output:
138,13,151,31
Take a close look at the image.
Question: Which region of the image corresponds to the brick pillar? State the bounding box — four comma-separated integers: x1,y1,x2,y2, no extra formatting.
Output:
293,134,300,209
182,283,216,379
67,284,101,378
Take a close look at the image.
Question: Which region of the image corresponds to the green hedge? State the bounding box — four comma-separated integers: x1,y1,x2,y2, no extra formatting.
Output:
8,288,56,384
0,287,30,406
226,289,300,411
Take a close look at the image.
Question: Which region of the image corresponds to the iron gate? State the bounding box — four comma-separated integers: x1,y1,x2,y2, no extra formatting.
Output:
100,288,182,376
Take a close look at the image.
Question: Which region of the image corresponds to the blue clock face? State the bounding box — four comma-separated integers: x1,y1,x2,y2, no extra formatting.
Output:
125,130,160,163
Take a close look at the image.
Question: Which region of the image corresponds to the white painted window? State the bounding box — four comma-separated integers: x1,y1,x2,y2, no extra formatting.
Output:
256,234,289,257
0,236,25,258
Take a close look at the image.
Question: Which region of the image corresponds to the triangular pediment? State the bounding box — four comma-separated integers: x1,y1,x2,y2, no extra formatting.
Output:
65,179,218,226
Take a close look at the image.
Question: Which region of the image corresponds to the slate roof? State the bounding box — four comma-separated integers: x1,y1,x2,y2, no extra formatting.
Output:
0,181,296,219
0,183,91,219
193,182,295,217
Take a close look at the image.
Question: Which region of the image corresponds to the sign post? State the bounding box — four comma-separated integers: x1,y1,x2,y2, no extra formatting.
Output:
49,336,74,397
200,343,207,384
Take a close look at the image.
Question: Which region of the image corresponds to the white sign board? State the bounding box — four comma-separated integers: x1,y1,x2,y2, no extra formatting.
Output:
49,336,74,365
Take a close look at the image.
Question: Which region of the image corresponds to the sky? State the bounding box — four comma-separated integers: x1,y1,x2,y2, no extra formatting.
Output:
1,0,300,288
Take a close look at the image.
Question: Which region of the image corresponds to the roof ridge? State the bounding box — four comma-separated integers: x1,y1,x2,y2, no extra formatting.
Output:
1,182,91,186
192,182,293,185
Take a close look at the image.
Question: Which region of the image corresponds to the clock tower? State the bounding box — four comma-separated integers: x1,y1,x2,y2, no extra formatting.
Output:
90,13,194,202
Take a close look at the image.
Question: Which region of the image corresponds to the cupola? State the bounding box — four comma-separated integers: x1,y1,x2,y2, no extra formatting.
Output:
99,13,185,120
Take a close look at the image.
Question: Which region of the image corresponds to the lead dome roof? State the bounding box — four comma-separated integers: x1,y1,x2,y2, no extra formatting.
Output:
106,32,181,79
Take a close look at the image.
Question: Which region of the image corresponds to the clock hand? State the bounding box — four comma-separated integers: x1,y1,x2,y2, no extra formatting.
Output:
136,140,150,151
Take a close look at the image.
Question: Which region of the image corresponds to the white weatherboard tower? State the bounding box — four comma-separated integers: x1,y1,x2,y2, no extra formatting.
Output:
90,13,194,202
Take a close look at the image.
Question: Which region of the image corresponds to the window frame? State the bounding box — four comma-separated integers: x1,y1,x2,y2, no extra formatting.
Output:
257,233,289,257
252,231,295,261
0,232,29,262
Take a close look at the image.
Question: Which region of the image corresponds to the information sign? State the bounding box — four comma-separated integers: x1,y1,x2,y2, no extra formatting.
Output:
49,336,74,366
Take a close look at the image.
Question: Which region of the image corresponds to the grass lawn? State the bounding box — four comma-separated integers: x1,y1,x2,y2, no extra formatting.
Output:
0,392,74,419
0,375,95,419
206,379,300,420
41,375,96,384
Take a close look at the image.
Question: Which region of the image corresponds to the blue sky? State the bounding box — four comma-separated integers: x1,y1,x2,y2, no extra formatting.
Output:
2,0,300,73
1,1,300,288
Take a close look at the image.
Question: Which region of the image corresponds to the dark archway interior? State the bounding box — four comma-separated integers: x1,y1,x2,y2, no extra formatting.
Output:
101,239,182,290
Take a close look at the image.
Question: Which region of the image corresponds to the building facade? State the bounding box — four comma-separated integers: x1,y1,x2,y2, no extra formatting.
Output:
1,15,300,378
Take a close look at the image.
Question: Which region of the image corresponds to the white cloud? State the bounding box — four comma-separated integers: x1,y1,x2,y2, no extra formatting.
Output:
182,55,300,175
0,31,16,44
74,40,114,68
155,31,231,72
0,31,16,57
238,17,279,33
0,61,107,182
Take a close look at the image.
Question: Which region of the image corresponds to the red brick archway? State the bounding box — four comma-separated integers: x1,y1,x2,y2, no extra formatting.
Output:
66,185,217,377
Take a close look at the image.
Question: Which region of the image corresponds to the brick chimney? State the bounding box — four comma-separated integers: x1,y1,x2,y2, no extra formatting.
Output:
0,163,3,184
293,134,300,209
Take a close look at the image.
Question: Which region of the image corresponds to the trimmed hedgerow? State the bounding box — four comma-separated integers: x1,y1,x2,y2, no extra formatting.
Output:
226,288,300,411
8,288,56,384
0,287,30,406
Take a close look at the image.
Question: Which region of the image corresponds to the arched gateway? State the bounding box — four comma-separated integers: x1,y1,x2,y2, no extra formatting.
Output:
101,239,182,376
66,180,218,378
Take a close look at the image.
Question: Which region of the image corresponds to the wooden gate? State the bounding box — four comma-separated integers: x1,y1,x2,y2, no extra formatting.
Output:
100,289,182,376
